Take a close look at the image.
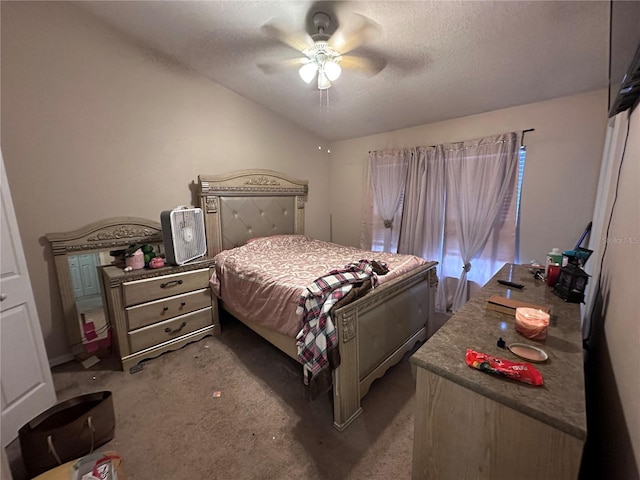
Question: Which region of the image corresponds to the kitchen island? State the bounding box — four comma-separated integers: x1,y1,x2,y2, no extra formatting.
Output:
410,263,586,479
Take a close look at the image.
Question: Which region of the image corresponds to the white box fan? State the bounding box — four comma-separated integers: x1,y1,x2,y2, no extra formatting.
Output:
161,206,207,265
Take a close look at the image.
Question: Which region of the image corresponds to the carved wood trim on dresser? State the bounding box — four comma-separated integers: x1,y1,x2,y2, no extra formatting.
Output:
100,259,219,372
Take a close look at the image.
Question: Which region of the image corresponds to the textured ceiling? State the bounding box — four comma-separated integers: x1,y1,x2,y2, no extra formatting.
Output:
78,1,609,142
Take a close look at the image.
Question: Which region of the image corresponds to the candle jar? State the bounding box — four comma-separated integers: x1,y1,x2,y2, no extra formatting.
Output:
515,307,550,341
124,249,145,270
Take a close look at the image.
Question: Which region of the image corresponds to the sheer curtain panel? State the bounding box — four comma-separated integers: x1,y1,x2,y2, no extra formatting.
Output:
397,146,446,265
446,133,520,311
365,150,410,252
362,132,521,312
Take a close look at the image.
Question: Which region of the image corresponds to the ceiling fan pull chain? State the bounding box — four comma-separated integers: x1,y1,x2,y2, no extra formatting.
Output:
319,88,329,117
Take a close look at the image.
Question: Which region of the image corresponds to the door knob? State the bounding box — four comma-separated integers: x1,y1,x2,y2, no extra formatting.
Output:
0,293,7,301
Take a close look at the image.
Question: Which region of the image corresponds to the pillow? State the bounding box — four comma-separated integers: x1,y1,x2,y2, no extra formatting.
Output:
246,234,307,244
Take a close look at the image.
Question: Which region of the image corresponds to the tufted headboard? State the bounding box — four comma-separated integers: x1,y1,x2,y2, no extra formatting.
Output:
198,169,308,257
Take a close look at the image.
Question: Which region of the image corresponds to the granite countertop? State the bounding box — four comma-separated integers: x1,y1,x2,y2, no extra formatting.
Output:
411,263,587,440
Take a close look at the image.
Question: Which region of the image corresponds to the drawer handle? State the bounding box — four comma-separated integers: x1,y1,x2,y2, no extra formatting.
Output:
162,306,169,312
165,322,187,335
160,279,183,289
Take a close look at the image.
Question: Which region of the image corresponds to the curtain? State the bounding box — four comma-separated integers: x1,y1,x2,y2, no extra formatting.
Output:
397,146,446,265
446,133,520,311
365,132,521,313
364,150,410,252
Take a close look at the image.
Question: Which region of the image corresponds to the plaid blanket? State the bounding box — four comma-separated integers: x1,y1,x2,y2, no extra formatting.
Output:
295,260,378,399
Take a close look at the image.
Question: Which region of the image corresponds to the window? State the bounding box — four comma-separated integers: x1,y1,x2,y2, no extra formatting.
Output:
363,133,524,312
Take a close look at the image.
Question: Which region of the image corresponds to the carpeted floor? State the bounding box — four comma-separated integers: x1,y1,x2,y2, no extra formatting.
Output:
7,312,449,480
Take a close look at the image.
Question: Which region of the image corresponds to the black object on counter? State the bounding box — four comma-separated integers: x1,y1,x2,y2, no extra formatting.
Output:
553,264,590,303
497,279,524,289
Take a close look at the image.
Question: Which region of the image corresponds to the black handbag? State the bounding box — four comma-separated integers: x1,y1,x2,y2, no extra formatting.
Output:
18,391,115,478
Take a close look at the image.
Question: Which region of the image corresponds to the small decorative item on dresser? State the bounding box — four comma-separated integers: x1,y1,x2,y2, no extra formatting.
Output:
124,248,145,270
148,256,165,269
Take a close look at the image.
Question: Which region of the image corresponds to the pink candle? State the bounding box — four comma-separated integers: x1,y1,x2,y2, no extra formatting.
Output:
515,307,550,340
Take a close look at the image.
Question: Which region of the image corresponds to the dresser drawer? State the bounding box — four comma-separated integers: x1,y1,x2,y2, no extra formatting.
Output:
128,307,213,353
123,269,210,306
126,288,212,331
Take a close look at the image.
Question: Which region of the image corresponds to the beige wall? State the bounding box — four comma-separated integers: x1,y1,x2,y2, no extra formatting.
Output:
2,3,636,476
1,2,330,361
328,89,608,265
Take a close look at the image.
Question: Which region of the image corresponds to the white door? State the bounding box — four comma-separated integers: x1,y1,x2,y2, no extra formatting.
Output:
69,253,100,298
0,151,56,447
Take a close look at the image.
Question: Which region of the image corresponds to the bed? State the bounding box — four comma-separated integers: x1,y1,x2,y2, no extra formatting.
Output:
198,169,438,431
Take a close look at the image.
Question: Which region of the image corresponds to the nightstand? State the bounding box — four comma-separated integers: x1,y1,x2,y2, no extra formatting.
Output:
99,259,219,372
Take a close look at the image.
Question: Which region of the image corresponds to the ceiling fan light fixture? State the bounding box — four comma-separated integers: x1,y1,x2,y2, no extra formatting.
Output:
324,59,342,81
261,10,386,92
317,70,331,90
299,62,318,83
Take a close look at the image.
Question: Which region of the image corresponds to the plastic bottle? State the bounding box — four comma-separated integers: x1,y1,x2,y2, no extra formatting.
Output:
545,248,563,276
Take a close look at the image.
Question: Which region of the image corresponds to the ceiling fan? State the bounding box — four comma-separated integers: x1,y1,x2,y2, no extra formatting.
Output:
259,10,386,90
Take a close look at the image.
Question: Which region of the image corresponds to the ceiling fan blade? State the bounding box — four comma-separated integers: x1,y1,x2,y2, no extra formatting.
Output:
258,57,307,75
261,20,315,53
328,13,382,55
340,55,387,76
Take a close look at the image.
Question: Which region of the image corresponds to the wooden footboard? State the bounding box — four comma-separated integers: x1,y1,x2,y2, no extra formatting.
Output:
222,261,438,431
332,261,438,430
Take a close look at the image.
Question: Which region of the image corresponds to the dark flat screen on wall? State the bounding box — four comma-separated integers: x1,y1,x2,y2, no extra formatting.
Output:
608,0,640,116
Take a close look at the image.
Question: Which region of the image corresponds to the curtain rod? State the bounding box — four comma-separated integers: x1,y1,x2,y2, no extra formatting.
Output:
369,129,535,153
521,128,535,147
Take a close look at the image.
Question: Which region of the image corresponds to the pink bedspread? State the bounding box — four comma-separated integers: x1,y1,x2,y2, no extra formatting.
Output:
210,235,427,337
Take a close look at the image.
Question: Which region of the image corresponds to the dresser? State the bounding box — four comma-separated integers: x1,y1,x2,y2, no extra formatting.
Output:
99,259,219,372
410,264,586,479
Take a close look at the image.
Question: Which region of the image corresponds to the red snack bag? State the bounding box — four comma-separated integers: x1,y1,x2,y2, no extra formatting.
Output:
465,349,544,386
